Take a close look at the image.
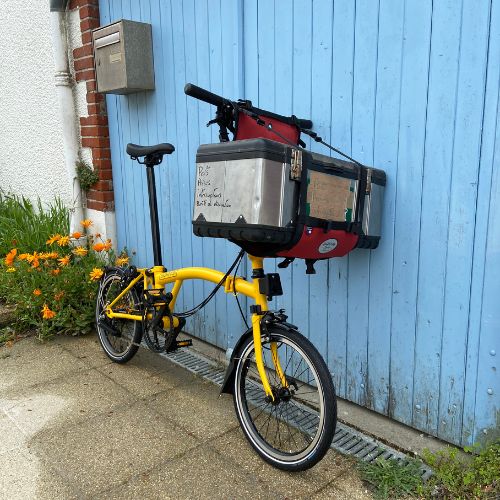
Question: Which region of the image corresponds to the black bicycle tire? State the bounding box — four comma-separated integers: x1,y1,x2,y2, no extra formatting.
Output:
232,326,337,471
95,269,143,363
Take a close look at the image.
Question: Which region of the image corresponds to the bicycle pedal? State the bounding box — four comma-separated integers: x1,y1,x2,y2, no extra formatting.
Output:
166,339,193,352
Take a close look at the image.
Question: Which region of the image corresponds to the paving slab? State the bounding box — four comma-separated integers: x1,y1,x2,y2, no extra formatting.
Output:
0,412,23,454
0,339,87,396
0,448,79,500
208,426,352,498
55,333,113,369
97,444,276,500
311,469,372,499
4,368,135,432
29,400,199,496
96,355,185,399
146,380,239,440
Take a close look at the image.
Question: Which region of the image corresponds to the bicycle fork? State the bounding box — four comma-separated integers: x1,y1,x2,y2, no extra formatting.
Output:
248,255,288,400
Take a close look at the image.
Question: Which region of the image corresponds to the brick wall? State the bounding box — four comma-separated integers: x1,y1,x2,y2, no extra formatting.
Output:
70,0,114,212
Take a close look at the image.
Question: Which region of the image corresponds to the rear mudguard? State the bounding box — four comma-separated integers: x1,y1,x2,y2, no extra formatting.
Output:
220,320,298,395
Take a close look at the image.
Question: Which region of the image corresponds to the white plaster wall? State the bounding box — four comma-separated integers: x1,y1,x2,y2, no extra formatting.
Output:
0,1,71,206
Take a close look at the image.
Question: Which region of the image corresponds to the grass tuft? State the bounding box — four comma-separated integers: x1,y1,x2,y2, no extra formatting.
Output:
358,456,423,499
0,190,69,255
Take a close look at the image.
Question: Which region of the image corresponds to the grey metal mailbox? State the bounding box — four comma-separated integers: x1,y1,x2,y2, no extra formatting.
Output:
92,20,154,94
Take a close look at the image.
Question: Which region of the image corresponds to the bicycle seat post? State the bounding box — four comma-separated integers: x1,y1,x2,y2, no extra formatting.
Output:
144,154,163,268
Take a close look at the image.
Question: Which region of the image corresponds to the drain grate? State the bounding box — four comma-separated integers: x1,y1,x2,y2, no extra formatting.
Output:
160,346,432,480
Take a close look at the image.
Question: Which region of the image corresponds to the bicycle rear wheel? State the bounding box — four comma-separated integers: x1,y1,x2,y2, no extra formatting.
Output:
95,268,143,363
233,325,336,471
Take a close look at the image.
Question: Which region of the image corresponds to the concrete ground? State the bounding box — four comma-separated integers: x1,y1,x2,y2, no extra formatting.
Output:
0,334,372,499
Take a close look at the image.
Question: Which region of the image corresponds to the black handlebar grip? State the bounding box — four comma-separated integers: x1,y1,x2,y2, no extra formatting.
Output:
184,83,225,107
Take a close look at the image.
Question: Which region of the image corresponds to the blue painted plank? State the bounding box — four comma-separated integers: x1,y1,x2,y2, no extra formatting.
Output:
327,0,356,399
207,0,230,349
463,0,500,446
308,0,334,359
437,0,491,444
272,0,294,319
474,128,500,444
389,0,432,425
290,0,313,341
366,0,405,415
193,0,217,344
346,0,380,407
412,0,463,436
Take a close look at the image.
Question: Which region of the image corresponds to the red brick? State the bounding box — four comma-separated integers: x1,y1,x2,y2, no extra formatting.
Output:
86,79,97,92
79,5,99,20
87,102,106,115
92,148,111,161
87,190,114,203
80,18,99,32
80,115,108,126
73,45,93,59
87,199,113,211
74,56,94,72
92,180,113,191
82,136,110,149
75,68,95,82
97,168,113,180
86,92,104,104
69,0,99,9
82,31,92,44
81,125,109,138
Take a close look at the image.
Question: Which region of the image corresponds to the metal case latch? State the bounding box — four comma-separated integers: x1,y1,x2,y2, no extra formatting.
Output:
290,149,302,181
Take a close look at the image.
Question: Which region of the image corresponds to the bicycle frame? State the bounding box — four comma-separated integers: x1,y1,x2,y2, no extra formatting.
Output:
105,154,287,401
105,253,286,400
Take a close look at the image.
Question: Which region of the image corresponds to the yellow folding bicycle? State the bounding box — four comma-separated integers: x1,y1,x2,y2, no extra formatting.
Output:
95,142,337,471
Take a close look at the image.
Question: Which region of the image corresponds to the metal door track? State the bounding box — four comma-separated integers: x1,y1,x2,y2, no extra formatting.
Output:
160,346,432,480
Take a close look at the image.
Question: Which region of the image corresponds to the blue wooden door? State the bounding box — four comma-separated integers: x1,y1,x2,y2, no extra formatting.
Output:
100,0,499,447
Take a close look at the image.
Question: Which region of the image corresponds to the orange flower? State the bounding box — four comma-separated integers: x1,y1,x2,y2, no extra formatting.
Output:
93,243,105,252
115,256,129,266
80,219,93,228
94,233,102,239
5,248,17,266
73,246,88,257
57,236,70,247
33,289,42,296
50,269,61,276
71,231,83,239
18,253,30,261
103,239,112,251
31,258,40,269
54,291,65,301
89,268,104,281
46,234,61,245
41,304,56,320
47,252,59,259
58,255,71,267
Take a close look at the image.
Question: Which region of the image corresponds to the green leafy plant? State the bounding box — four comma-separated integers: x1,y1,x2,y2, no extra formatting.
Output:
358,456,424,499
0,191,68,256
76,161,99,192
421,441,500,499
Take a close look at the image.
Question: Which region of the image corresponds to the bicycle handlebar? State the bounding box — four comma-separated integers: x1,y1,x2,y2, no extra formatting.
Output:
184,83,226,107
184,83,313,130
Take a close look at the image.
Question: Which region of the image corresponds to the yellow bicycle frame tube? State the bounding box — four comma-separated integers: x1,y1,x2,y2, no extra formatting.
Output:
105,255,284,398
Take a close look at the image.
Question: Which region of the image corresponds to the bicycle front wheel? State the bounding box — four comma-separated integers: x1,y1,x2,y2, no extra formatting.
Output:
233,325,337,471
